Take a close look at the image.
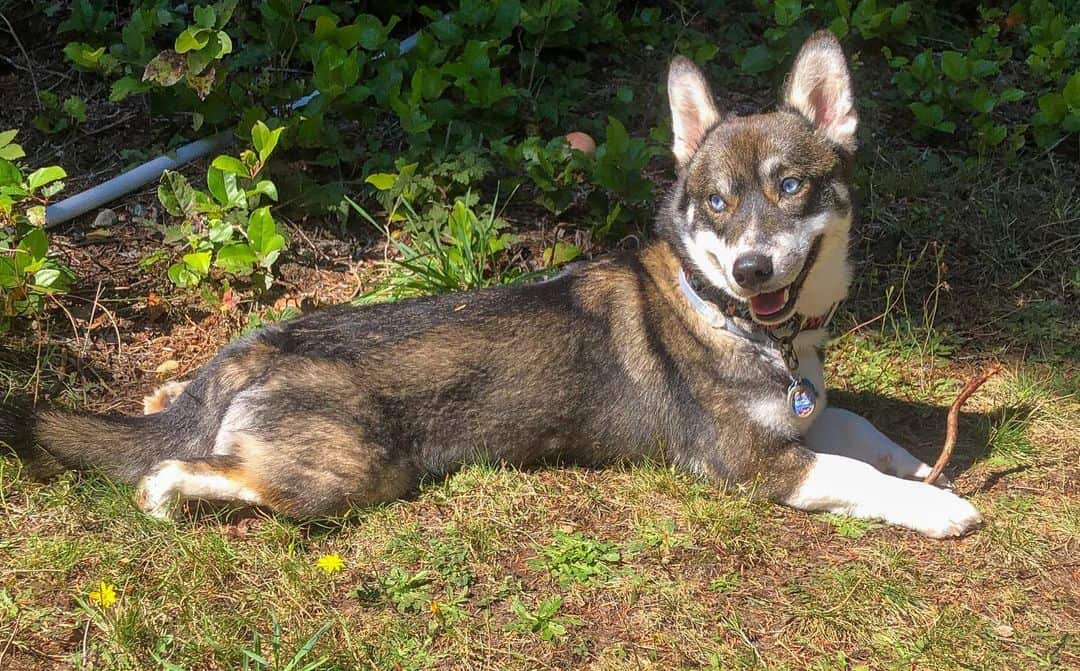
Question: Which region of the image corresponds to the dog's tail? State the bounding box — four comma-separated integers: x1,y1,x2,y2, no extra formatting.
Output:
0,396,197,483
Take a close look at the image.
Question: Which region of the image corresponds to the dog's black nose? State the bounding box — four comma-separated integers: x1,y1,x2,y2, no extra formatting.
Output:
732,253,774,289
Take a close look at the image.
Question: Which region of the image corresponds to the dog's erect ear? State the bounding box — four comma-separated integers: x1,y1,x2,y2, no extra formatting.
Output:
783,31,857,150
668,56,721,167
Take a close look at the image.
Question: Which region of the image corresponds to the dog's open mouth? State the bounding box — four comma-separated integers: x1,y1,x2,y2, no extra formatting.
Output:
748,235,823,324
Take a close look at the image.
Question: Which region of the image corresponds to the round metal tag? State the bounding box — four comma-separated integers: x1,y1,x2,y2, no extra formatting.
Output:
787,378,817,418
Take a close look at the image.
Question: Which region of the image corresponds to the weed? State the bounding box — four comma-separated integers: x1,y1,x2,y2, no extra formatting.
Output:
380,567,435,614
237,616,332,671
426,587,469,634
240,305,302,336
350,194,522,303
425,536,474,589
708,573,742,594
531,530,621,586
985,409,1037,468
32,91,87,134
627,516,689,555
506,596,581,641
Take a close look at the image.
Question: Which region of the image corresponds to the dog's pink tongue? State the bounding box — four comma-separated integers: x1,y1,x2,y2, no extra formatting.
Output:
750,289,786,316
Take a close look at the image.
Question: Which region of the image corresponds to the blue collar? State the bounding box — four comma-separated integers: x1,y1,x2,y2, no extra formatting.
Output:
677,269,766,343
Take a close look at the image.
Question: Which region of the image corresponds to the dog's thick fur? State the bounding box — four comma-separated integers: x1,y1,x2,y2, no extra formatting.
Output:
2,32,981,537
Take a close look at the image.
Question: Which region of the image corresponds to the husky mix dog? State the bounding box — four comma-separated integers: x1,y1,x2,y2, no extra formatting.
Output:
3,32,981,538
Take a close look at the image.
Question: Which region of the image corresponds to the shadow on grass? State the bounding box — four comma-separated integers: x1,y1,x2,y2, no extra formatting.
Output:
830,389,1032,485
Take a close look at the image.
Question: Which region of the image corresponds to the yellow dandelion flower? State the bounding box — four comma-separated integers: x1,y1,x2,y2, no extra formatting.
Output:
316,553,344,573
88,580,117,609
429,601,441,616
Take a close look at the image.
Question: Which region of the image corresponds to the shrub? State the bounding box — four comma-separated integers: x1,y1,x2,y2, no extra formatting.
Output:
0,131,74,332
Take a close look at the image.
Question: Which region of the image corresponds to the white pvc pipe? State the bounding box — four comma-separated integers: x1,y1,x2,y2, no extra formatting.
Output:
45,27,425,227
45,131,232,226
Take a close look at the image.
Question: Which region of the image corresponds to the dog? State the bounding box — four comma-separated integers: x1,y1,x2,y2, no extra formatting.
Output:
2,32,981,538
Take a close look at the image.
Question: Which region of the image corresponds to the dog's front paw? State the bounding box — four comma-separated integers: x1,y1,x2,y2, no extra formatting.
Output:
904,486,981,539
910,462,953,488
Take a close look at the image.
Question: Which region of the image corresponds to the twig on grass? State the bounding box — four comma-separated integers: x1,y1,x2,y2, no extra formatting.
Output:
925,363,1005,485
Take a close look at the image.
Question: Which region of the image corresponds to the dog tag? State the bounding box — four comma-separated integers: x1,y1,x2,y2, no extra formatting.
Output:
787,378,817,418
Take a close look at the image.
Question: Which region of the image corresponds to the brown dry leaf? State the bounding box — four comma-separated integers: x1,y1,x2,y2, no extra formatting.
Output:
142,50,185,86
145,291,166,323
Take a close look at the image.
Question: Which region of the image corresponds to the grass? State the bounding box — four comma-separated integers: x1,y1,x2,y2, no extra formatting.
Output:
3,431,1078,669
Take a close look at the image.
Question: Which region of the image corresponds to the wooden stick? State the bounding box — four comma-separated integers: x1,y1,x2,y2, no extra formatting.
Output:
925,363,1004,484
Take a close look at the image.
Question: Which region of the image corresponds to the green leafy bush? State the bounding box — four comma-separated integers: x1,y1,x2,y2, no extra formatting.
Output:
57,1,668,235
884,13,1024,152
157,121,286,291
737,0,916,75
0,131,74,331
883,2,1080,152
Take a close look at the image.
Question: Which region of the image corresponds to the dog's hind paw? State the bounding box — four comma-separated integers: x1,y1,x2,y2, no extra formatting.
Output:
142,381,190,415
134,461,183,521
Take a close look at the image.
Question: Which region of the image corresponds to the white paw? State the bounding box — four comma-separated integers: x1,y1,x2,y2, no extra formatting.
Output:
134,461,182,521
900,485,981,539
142,381,189,415
911,462,952,488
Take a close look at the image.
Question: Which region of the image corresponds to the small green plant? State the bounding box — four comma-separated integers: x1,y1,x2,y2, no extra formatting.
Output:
0,131,74,331
158,120,286,292
32,91,88,135
381,567,434,614
58,0,115,37
64,41,120,76
506,596,581,641
985,409,1037,468
237,616,332,671
584,116,658,238
627,517,689,554
240,305,302,336
737,0,916,75
1017,0,1079,85
425,537,474,589
530,531,620,586
497,135,578,215
0,587,16,620
708,572,741,594
350,192,519,304
1031,70,1080,147
426,587,469,634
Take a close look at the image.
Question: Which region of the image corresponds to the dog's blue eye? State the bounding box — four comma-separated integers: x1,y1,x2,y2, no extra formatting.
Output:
781,177,801,195
708,194,726,212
